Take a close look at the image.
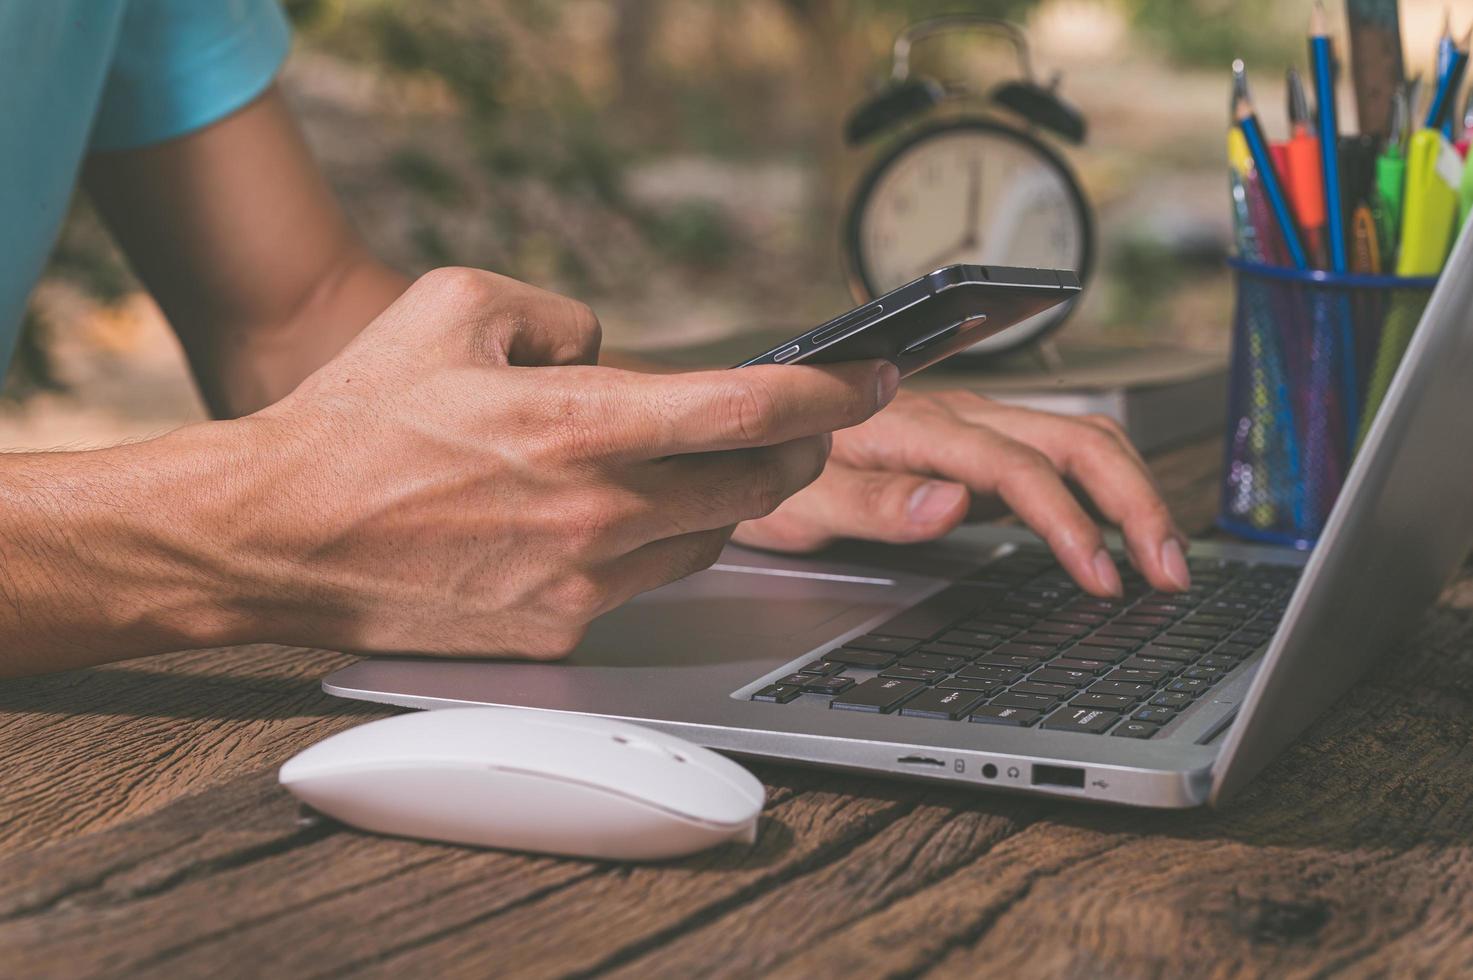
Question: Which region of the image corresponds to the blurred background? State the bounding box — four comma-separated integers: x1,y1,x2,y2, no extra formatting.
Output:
4,0,1454,449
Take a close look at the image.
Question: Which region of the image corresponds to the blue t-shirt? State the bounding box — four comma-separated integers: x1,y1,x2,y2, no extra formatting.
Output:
1,0,291,381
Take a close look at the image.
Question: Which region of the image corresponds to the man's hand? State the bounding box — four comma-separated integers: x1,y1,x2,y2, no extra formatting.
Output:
0,268,898,676
732,389,1192,597
226,269,897,659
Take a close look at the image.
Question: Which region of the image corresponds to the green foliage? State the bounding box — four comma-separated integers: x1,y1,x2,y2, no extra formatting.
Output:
643,202,737,268
389,150,465,206
1122,0,1303,67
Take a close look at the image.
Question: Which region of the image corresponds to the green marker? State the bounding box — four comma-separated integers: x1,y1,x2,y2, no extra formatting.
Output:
1461,89,1473,230
1373,84,1409,259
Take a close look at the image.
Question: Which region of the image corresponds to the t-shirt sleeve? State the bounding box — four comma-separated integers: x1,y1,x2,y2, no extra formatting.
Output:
90,0,292,151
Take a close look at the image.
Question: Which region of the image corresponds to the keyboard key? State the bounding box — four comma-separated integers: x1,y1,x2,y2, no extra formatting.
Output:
1132,706,1176,724
991,692,1058,712
752,684,803,703
1070,693,1136,711
970,705,1042,727
938,678,1002,695
831,677,924,713
1012,681,1073,699
976,654,1040,671
977,612,1038,628
1050,611,1108,626
1169,626,1228,640
1182,666,1222,681
1118,656,1184,674
1076,635,1139,650
918,642,984,659
900,687,987,720
1067,644,1133,662
958,664,1023,683
1216,641,1260,659
956,619,1020,637
880,666,945,684
872,587,982,640
1012,632,1071,648
800,675,855,695
939,629,1007,649
1152,636,1213,652
846,634,918,654
1150,691,1193,708
1198,654,1239,671
1184,614,1239,628
1094,625,1155,640
1108,668,1167,685
1031,668,1096,687
994,642,1057,658
1134,602,1189,616
777,673,813,686
1117,614,1172,627
826,648,897,669
1111,721,1160,739
1069,598,1127,613
799,660,845,675
1049,658,1113,674
898,652,965,672
1134,644,1196,662
1088,681,1154,698
1028,621,1089,637
1167,678,1213,696
1041,705,1121,734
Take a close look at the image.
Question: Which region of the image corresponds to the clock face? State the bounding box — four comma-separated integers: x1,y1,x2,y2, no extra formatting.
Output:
850,122,1091,355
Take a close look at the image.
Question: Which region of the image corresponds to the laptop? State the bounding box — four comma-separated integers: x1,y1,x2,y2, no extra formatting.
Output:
323,219,1473,808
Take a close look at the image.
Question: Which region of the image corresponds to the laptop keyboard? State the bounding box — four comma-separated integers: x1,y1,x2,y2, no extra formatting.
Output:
748,547,1300,739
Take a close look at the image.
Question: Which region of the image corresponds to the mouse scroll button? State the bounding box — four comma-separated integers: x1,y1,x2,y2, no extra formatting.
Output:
772,344,802,363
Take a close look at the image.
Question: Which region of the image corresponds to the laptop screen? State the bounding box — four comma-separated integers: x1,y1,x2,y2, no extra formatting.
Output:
1211,215,1473,803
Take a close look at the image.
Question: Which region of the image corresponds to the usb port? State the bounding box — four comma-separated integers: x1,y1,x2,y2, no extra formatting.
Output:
1032,764,1085,788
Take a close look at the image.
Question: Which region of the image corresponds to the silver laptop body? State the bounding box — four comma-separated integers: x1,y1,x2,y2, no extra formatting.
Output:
324,220,1473,808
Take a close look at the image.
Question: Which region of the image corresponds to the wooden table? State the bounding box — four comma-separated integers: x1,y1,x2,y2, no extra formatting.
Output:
5,435,1473,978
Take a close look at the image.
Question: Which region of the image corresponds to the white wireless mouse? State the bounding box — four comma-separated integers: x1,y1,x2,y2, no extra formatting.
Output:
279,707,765,861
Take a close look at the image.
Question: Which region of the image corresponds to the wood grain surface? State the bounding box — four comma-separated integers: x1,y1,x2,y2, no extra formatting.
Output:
5,434,1473,979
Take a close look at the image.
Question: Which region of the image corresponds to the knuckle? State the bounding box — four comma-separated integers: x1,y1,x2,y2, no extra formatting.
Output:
857,473,903,519
746,454,789,519
566,299,603,345
553,572,607,620
721,375,781,444
417,266,497,304
527,625,588,661
1083,413,1128,439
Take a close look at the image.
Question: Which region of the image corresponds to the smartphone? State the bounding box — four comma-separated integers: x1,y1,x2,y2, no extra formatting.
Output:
734,264,1081,377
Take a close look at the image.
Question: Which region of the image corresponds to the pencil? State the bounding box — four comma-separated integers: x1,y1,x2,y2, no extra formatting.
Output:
1234,61,1310,270
1310,1,1348,275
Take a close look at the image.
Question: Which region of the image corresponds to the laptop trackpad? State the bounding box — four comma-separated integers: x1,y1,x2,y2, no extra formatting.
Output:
565,565,910,668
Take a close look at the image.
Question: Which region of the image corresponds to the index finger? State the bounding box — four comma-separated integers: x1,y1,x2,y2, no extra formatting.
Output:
617,360,899,456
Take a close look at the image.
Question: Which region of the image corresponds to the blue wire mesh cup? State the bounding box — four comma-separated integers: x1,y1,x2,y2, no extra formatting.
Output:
1219,260,1438,548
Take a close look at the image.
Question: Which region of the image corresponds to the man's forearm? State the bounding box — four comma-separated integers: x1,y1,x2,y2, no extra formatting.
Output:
201,249,411,418
0,422,265,676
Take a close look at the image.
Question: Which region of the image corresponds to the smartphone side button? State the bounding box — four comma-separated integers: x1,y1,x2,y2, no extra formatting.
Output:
772,344,803,363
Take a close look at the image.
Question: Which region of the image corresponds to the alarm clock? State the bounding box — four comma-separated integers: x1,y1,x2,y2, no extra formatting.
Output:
842,15,1094,358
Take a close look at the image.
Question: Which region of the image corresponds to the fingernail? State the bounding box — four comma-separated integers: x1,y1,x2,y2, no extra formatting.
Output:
1091,549,1123,597
1161,537,1192,592
908,482,964,524
876,362,900,407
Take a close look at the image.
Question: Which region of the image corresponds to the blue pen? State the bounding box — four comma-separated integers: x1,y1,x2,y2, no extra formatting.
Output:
1309,1,1360,445
1234,62,1309,270
1427,32,1470,132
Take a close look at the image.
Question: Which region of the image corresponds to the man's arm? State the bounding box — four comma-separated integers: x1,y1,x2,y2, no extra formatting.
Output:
83,87,409,418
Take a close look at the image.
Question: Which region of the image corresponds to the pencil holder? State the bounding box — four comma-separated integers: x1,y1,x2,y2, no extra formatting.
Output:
1219,260,1438,548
